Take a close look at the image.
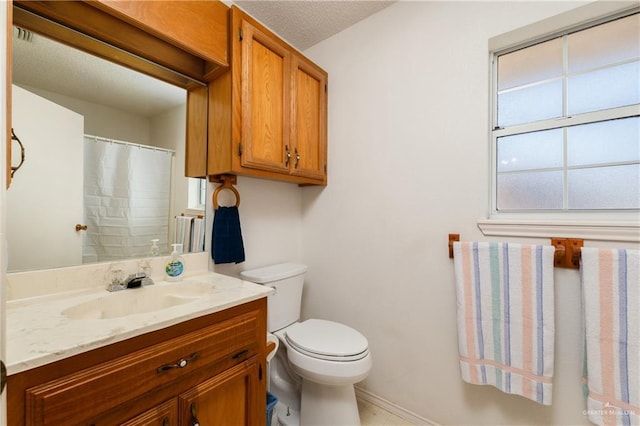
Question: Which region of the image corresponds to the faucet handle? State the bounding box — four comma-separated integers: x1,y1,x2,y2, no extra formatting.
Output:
106,263,126,291
139,258,153,277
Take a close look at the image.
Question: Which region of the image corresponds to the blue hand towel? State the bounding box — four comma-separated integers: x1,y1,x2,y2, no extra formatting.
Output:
212,206,245,264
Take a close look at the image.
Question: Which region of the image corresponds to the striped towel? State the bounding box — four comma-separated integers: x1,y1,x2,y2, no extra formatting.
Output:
581,248,640,426
453,242,556,405
191,217,206,253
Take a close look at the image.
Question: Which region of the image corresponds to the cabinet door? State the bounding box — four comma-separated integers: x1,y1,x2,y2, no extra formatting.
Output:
291,55,327,182
120,399,178,426
179,358,262,426
238,13,291,175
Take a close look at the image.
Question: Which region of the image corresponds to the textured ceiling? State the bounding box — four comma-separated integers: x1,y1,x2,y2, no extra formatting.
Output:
12,1,395,117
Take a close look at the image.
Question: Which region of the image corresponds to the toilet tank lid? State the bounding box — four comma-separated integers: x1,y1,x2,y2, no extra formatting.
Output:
240,263,307,284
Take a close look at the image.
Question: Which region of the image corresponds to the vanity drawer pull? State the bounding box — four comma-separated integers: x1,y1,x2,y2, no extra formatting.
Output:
232,349,249,360
156,352,200,374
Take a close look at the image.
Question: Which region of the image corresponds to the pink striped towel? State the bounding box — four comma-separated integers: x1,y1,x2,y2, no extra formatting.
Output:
453,242,556,405
581,248,640,426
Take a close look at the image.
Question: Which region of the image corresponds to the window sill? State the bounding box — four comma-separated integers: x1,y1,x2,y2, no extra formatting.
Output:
477,219,640,242
184,208,205,217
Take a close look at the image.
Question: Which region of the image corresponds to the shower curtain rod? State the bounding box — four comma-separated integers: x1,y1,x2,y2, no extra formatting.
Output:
85,134,176,155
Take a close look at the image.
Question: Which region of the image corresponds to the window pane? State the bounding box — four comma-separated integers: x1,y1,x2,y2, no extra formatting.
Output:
567,117,640,167
568,164,640,209
493,13,640,214
568,14,640,74
568,61,640,115
497,171,563,210
498,38,563,90
199,178,207,206
498,80,562,127
497,128,563,172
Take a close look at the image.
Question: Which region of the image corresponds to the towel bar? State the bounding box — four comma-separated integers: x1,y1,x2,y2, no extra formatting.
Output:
448,234,460,259
447,234,583,269
551,238,583,269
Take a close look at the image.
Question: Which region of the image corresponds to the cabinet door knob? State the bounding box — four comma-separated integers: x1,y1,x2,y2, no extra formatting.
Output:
285,145,291,167
191,403,200,426
75,224,88,232
294,148,300,169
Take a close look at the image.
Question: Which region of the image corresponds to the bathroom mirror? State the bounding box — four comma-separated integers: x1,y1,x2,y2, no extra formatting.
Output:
8,10,207,272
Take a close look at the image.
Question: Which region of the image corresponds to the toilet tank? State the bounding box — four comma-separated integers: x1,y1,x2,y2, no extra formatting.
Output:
240,263,307,332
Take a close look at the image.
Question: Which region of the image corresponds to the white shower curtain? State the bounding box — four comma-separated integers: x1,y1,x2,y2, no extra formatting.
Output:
83,136,173,263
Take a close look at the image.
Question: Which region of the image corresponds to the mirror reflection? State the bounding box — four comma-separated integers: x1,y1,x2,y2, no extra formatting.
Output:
9,27,206,273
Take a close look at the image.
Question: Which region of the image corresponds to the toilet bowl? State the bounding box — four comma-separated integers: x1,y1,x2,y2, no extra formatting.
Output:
277,319,371,386
241,263,372,426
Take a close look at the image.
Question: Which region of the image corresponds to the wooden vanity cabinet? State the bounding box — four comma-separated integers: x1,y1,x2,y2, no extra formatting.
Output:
120,399,178,426
198,6,328,185
7,299,267,426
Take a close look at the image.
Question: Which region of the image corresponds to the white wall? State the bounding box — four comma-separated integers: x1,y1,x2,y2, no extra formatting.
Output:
16,85,152,145
301,2,637,425
151,104,189,245
207,176,303,278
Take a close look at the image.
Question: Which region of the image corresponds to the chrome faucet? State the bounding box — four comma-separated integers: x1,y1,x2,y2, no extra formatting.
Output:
107,271,154,292
124,272,153,289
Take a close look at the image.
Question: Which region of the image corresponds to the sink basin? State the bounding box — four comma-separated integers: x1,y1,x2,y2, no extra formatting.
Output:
62,281,215,320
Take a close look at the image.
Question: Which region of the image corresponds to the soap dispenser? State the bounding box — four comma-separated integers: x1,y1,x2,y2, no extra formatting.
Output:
165,243,185,282
150,239,161,256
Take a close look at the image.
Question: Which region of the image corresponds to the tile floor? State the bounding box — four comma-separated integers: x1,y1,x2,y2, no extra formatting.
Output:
358,398,415,426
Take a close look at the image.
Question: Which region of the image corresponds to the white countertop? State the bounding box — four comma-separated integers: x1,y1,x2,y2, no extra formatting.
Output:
6,272,272,375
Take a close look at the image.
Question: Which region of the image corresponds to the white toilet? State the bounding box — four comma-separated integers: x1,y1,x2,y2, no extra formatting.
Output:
241,263,372,426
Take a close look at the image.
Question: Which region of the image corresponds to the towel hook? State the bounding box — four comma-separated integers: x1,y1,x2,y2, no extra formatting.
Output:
11,129,26,178
212,174,240,210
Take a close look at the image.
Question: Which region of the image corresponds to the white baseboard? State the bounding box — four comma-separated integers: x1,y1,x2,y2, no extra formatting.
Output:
355,386,440,426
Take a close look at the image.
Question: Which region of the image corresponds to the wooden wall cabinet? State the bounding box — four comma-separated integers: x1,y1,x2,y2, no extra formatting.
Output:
7,299,267,426
194,6,328,186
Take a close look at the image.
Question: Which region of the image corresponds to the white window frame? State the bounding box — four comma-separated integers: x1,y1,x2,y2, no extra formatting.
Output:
480,2,640,242
186,177,206,213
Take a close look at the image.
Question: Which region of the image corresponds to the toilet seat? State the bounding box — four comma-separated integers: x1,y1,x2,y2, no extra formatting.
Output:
285,319,369,362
